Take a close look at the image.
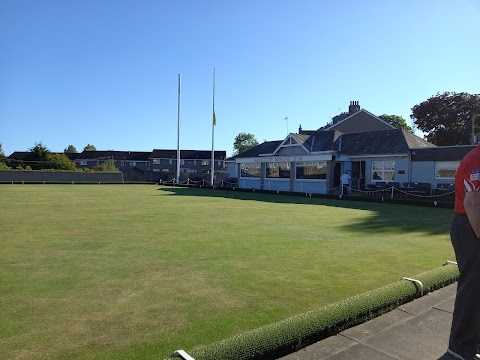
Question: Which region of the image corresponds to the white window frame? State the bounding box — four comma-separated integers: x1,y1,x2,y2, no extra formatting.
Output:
202,160,209,166
372,160,395,181
153,159,160,165
435,161,459,179
80,160,87,166
240,163,262,178
266,162,290,179
295,161,327,180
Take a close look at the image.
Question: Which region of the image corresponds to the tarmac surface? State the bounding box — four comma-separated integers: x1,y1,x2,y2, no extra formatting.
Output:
279,283,461,360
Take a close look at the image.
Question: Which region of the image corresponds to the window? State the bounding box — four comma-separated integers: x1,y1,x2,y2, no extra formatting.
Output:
218,160,222,166
435,161,459,179
169,159,172,164
266,162,290,178
153,159,160,164
80,160,87,166
193,160,196,165
127,161,136,167
180,160,185,165
202,160,209,166
153,169,160,172
372,160,395,181
240,163,261,178
296,161,327,179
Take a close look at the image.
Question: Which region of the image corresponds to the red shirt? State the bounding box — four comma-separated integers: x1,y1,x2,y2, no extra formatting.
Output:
454,143,480,214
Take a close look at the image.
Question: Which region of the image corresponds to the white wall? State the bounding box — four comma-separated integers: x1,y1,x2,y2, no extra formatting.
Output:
294,180,327,194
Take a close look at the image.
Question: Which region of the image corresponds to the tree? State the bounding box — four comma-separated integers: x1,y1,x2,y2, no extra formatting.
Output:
64,145,78,153
26,142,50,161
92,159,118,172
233,133,259,156
378,114,413,133
48,153,78,171
0,143,5,158
100,159,118,172
84,144,96,151
411,92,480,146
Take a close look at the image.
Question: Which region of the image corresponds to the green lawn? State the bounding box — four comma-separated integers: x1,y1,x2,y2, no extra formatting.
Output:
0,185,455,359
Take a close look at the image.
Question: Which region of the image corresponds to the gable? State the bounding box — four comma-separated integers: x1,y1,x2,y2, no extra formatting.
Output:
270,134,310,156
326,110,395,134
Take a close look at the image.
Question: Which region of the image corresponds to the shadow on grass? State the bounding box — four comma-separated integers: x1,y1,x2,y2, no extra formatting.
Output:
156,186,453,236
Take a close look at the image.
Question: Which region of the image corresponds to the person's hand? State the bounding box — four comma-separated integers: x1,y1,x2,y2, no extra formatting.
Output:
464,191,480,238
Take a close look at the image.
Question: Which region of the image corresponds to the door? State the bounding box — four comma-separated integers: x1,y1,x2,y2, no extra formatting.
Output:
351,161,366,189
333,162,342,188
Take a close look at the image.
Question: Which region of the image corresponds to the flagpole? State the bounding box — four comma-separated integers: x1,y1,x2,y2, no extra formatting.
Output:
176,74,181,183
210,68,215,186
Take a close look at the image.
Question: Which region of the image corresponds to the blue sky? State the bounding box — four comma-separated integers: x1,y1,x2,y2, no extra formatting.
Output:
1,0,479,157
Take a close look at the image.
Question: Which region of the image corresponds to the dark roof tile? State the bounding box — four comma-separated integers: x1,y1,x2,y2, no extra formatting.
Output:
234,141,283,158
76,151,151,161
411,145,475,161
150,149,226,160
338,129,435,155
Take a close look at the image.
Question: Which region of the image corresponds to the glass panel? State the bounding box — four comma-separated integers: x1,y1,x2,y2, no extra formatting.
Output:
384,161,395,171
372,161,395,181
266,162,290,178
436,169,456,178
296,161,327,179
372,161,384,171
383,171,395,180
435,161,459,179
241,163,261,178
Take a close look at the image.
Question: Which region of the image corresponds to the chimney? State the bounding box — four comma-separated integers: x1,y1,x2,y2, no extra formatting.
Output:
299,124,302,133
348,101,360,115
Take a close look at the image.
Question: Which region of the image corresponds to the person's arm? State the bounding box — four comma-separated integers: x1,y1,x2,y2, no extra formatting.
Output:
464,190,480,238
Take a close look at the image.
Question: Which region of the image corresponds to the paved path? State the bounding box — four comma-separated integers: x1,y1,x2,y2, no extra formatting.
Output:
279,283,458,360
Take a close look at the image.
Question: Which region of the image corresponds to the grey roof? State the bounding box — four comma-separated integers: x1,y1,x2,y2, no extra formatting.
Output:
7,151,80,161
7,151,28,160
76,151,152,161
306,130,342,152
233,141,283,158
234,129,435,159
337,129,435,156
411,145,475,161
150,149,226,160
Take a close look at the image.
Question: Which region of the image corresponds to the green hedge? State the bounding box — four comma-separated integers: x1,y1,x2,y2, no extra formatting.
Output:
165,264,458,360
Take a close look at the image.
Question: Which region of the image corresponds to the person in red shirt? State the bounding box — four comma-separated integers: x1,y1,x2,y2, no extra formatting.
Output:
448,143,480,360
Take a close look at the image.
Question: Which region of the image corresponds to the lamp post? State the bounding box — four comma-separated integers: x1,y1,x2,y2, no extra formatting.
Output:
471,114,475,145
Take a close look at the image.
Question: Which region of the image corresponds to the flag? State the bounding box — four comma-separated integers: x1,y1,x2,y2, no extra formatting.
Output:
213,110,217,126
